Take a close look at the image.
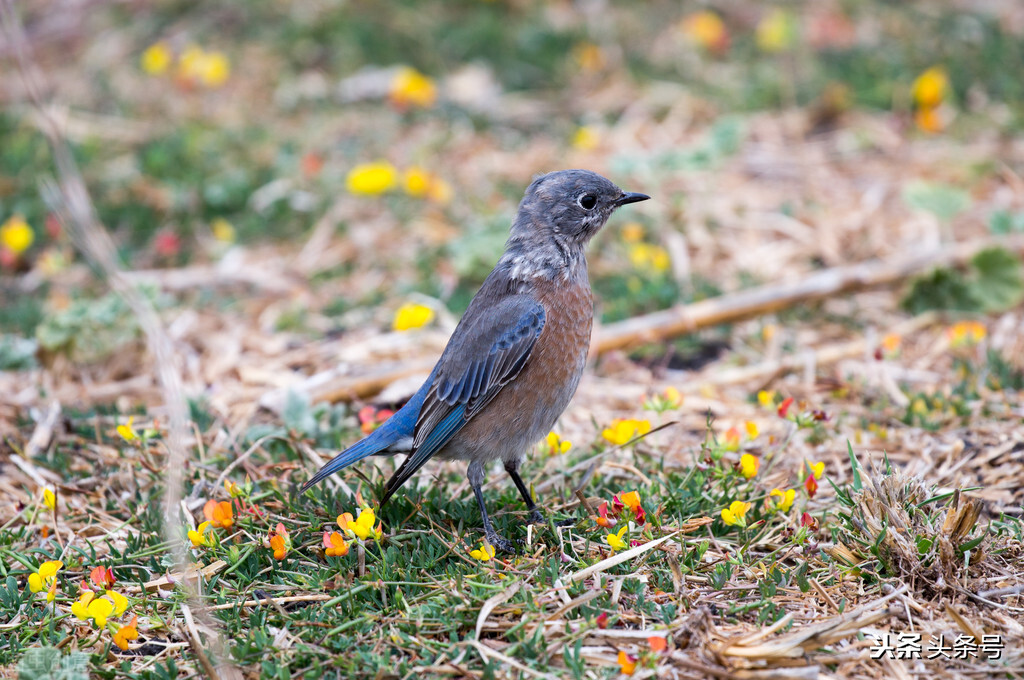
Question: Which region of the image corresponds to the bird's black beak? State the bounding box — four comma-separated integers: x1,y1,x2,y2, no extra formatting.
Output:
615,192,650,207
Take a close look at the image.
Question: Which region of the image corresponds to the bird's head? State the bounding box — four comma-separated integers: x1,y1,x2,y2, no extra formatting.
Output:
511,169,649,249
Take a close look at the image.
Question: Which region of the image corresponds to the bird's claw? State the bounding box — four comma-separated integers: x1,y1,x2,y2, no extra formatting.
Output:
485,531,521,554
526,511,576,528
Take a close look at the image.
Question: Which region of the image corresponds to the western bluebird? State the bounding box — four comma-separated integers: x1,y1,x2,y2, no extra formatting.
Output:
301,169,649,551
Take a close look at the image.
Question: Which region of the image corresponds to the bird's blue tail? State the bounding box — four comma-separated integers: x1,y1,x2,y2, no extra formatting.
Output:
298,368,436,494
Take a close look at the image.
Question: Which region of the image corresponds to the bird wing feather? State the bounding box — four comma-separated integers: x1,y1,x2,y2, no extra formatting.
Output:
380,295,545,505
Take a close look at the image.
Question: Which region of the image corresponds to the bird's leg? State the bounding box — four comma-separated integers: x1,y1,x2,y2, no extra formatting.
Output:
504,460,544,525
468,460,518,553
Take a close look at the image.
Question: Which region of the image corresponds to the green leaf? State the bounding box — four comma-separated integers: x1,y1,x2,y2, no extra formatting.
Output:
903,180,970,222
989,209,1024,234
970,247,1024,312
901,267,975,313
17,647,89,680
847,441,862,493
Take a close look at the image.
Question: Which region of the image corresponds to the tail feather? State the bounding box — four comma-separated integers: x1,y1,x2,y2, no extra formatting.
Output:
299,366,437,495
299,432,396,493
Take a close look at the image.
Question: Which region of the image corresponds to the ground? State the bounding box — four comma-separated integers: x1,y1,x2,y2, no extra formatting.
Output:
1,1,1023,678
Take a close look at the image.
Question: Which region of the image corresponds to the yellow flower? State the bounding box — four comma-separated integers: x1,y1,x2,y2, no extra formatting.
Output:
0,215,34,254
339,508,381,541
744,421,759,440
769,488,796,513
545,431,571,455
113,615,139,650
107,590,129,616
571,125,599,151
402,168,452,204
739,453,759,479
116,416,137,442
756,9,796,52
177,45,230,88
948,321,986,347
199,51,229,87
389,67,437,109
403,167,432,197
721,500,751,527
188,520,214,548
604,525,629,552
211,218,236,243
800,460,825,482
393,302,434,331
141,42,171,75
663,386,683,408
346,161,398,196
43,488,56,511
27,561,63,602
601,419,651,446
71,590,115,628
912,66,948,109
469,543,495,561
224,479,243,498
628,243,670,273
680,11,729,53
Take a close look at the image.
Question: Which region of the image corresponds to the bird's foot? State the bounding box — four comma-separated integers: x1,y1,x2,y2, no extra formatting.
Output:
484,529,521,554
526,510,576,528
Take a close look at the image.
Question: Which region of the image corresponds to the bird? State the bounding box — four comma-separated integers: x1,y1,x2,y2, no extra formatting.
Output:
300,169,649,552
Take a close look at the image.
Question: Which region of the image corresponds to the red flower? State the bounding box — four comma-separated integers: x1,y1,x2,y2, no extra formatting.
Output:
154,230,181,257
595,612,609,629
778,397,794,418
804,473,819,498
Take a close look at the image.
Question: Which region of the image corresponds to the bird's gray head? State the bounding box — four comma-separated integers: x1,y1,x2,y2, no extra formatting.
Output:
502,169,649,279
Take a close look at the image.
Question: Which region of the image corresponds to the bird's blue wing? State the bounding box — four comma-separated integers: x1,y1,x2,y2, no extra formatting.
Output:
379,295,545,505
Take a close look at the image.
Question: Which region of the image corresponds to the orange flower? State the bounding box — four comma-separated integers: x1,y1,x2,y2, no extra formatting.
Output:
594,501,615,528
618,491,641,512
723,426,741,451
90,566,116,590
617,650,637,675
323,531,349,557
948,320,986,347
915,106,945,134
268,523,290,561
203,499,234,529
680,11,729,54
648,636,668,653
113,614,139,651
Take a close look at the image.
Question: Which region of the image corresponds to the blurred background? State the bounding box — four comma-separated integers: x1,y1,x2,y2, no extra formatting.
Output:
1,0,1023,414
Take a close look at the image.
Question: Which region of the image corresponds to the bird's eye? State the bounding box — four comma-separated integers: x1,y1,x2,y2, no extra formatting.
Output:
578,194,597,210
